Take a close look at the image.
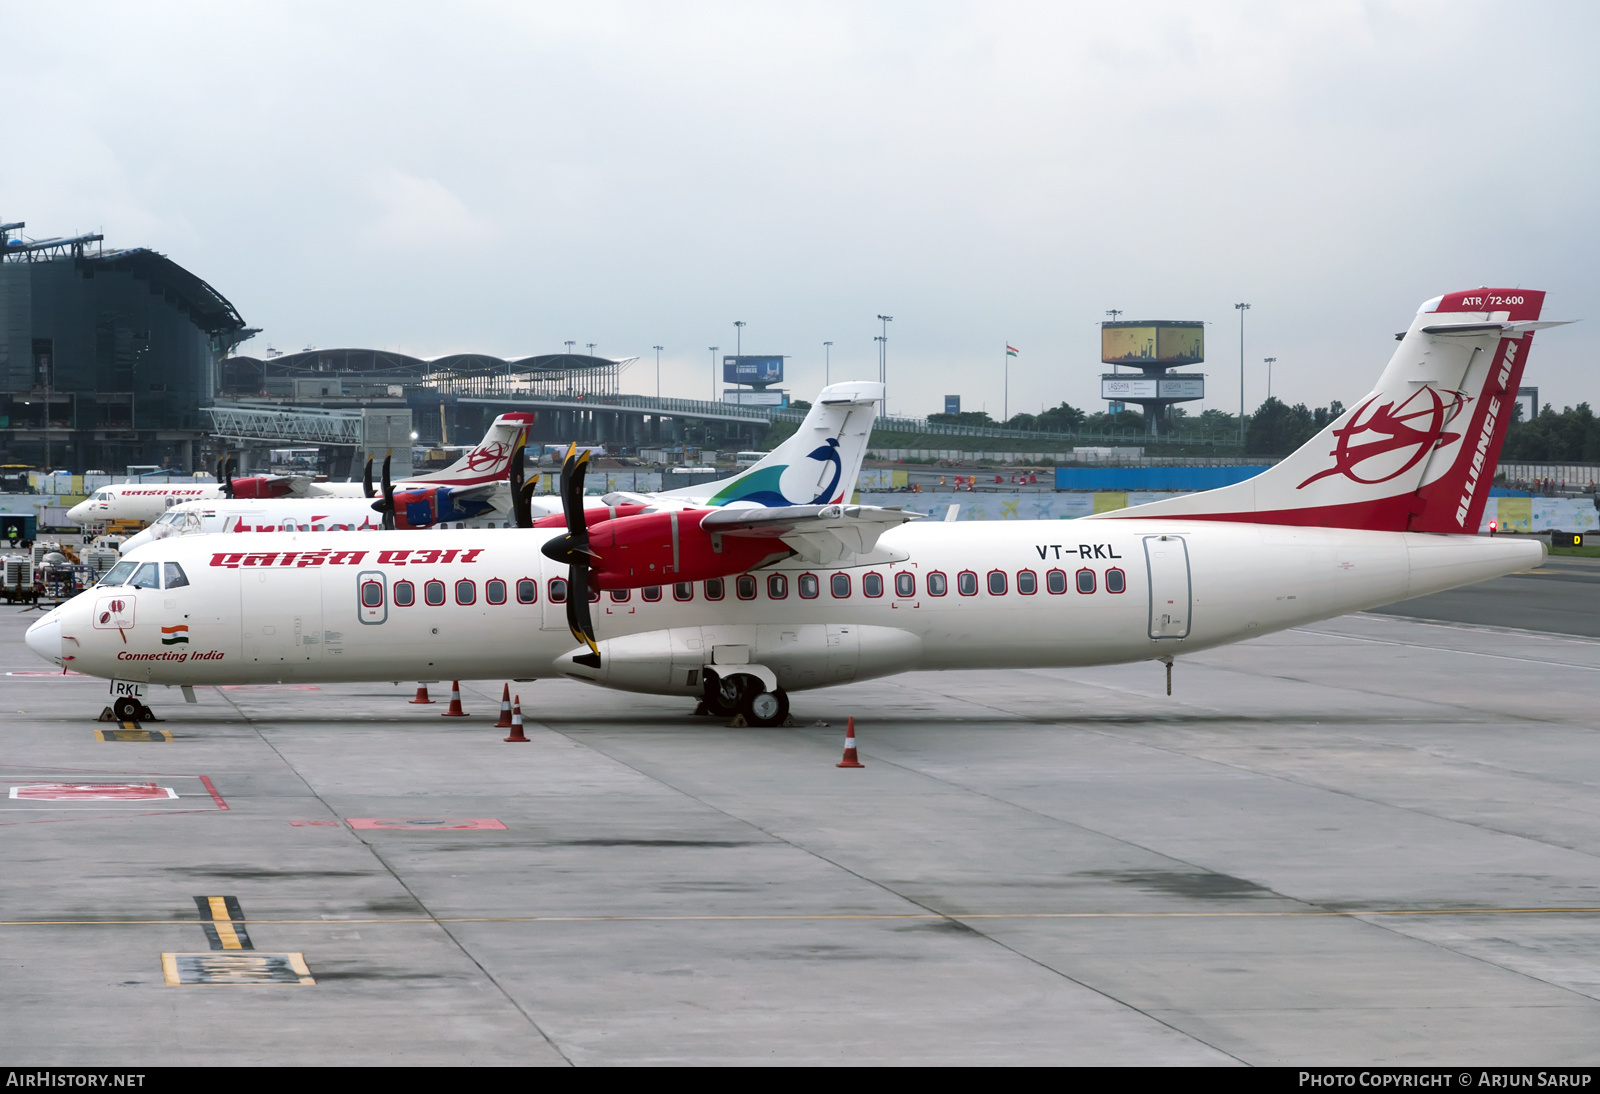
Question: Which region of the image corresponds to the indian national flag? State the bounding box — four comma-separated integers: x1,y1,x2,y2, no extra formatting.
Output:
1006,344,1019,357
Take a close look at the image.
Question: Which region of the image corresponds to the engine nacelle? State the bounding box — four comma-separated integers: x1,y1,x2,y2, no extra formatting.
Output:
387,486,495,529
531,503,650,530
588,509,791,589
229,476,293,499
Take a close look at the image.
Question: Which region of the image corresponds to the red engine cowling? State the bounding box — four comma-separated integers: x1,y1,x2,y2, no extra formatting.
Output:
532,503,650,529
229,476,294,499
587,509,790,589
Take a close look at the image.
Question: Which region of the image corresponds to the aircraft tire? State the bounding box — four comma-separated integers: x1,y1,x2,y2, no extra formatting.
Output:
701,672,741,718
740,687,789,729
112,696,142,723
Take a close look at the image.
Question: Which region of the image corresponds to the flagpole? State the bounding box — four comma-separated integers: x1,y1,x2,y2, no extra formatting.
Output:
1004,341,1009,424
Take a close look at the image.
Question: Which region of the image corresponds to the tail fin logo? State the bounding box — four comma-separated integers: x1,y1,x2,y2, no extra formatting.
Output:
808,438,843,504
1297,387,1466,489
465,441,509,472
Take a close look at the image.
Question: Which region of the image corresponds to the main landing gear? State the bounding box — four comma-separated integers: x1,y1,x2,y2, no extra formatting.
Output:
701,670,791,728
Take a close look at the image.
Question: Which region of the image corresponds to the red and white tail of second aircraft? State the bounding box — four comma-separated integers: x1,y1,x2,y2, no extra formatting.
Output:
29,289,1563,727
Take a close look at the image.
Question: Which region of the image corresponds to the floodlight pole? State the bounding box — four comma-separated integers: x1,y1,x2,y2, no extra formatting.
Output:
823,341,833,386
586,343,595,357
1264,357,1277,402
653,345,663,400
734,321,744,356
876,314,893,418
1234,303,1251,444
709,347,718,402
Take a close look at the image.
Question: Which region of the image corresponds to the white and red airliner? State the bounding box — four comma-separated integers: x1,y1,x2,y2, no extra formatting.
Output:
66,413,536,528
29,290,1561,726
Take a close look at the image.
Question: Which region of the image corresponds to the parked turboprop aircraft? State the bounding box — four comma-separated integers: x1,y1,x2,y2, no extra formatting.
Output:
114,382,884,551
28,291,1559,727
65,412,536,527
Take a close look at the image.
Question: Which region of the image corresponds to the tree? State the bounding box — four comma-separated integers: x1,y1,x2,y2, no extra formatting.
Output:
1502,403,1600,462
1244,397,1346,456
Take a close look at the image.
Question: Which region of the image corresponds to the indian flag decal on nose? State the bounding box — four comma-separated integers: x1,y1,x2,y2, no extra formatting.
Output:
160,625,190,646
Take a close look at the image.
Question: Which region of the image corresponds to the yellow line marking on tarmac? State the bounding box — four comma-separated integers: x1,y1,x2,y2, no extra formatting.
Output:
7,907,1600,928
207,897,243,949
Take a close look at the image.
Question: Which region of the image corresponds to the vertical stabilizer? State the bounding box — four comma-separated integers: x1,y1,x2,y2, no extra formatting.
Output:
1091,290,1564,531
663,381,882,507
405,413,534,487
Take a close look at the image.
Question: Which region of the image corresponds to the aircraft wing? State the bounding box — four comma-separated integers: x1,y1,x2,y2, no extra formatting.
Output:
701,503,921,565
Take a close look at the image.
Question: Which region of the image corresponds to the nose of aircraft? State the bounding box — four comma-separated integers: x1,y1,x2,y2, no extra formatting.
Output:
25,608,63,667
67,499,93,524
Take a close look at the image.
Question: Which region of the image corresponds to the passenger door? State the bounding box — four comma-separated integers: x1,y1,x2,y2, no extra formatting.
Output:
1144,535,1191,640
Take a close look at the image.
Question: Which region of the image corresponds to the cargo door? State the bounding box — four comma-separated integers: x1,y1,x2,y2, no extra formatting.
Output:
1143,534,1191,640
240,569,324,665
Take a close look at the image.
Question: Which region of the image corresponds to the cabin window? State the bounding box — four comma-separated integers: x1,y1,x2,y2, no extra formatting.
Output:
394,580,415,607
736,574,757,600
129,563,161,589
425,580,446,606
798,573,819,599
1046,569,1067,594
360,580,384,608
673,582,693,602
455,580,476,606
515,578,536,604
611,588,630,602
767,574,788,599
830,573,851,598
705,578,725,600
957,570,978,596
642,585,662,602
863,573,884,598
589,585,601,603
987,570,1007,596
1076,568,1097,594
549,578,568,603
163,563,190,589
895,572,915,597
486,579,507,605
1016,569,1037,595
926,571,947,597
1105,567,1126,594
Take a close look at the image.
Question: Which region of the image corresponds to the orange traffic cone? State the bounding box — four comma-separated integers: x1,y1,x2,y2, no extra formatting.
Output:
441,680,469,717
408,684,435,705
493,683,513,729
836,717,864,768
504,695,528,743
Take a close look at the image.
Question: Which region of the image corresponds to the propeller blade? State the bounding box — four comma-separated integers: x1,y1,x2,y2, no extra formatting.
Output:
508,444,532,528
363,455,375,499
222,455,236,499
380,451,395,530
536,443,599,654
565,566,598,654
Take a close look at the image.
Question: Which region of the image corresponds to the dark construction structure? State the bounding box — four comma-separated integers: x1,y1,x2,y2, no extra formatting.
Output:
221,348,768,450
0,222,253,473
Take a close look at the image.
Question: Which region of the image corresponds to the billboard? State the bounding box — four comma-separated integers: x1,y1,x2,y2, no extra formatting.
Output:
1100,376,1205,401
722,390,786,406
944,395,961,415
1101,321,1205,365
723,355,784,385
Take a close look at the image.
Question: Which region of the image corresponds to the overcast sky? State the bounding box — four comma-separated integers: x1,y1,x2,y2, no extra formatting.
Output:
5,1,1598,421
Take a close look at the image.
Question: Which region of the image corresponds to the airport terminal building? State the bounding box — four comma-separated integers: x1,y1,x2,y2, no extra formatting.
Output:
0,223,252,474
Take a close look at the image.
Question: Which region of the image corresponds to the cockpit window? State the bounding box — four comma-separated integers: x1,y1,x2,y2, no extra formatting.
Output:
155,512,181,525
163,563,190,589
100,560,138,586
128,563,161,589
